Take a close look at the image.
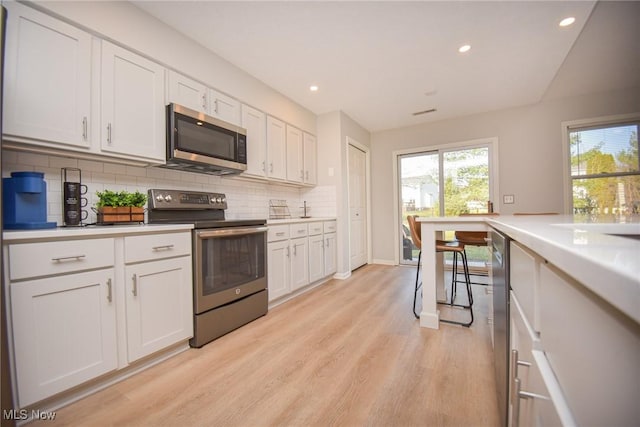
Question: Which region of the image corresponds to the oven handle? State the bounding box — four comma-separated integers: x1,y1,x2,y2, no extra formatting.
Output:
196,226,268,239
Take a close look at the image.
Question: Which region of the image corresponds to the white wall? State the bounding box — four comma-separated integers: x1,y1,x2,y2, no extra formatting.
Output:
317,111,371,277
370,86,640,263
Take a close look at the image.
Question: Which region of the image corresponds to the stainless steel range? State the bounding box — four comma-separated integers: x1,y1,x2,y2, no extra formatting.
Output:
147,189,268,348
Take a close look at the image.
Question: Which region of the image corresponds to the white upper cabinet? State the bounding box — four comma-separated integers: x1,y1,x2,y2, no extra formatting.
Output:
303,132,317,185
3,1,92,149
286,124,303,183
241,104,267,178
208,88,241,126
101,41,166,162
167,70,207,113
266,115,287,181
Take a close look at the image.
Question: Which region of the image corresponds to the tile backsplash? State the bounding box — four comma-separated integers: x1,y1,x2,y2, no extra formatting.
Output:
2,150,337,225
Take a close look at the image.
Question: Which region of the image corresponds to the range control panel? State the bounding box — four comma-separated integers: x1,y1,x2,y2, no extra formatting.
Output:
148,189,227,210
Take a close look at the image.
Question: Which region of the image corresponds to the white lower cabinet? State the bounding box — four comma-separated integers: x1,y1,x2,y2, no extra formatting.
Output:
308,234,325,283
10,269,118,407
324,231,337,276
267,239,290,301
125,257,192,362
289,236,309,292
5,230,193,408
268,221,335,302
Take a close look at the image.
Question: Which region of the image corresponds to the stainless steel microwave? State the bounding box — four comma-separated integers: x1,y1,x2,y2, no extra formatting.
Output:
164,103,247,175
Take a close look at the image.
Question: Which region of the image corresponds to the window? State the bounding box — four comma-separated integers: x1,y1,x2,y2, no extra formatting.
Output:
568,119,639,217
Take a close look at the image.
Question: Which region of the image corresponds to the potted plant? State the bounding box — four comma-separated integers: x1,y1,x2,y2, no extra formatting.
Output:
95,190,147,224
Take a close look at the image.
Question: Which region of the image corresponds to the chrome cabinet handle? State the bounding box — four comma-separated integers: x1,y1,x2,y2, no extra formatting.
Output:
300,170,304,180
511,349,536,427
82,116,88,141
202,94,207,110
286,246,290,258
270,163,274,173
293,244,297,256
262,161,265,172
152,244,174,251
213,99,219,114
107,123,112,144
276,232,285,237
52,255,86,262
132,274,137,296
106,278,112,303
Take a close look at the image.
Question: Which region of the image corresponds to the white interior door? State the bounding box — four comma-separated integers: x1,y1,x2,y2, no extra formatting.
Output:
349,143,368,270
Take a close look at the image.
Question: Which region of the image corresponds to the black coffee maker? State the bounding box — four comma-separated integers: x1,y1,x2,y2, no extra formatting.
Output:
61,168,88,226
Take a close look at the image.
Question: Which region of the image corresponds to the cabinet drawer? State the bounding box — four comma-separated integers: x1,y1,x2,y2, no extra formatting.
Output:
323,220,337,233
308,222,323,236
124,232,191,264
9,238,114,280
268,225,289,242
290,223,308,238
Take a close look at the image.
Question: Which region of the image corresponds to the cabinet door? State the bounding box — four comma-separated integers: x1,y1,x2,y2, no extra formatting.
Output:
11,269,117,407
101,41,165,162
3,1,91,148
324,232,337,276
267,240,290,301
241,104,267,177
167,70,207,113
308,234,325,283
208,88,240,125
266,115,287,180
125,257,193,362
286,125,303,183
303,132,317,185
290,237,309,291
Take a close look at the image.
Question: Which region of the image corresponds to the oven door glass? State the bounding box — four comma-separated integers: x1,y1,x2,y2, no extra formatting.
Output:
194,227,267,313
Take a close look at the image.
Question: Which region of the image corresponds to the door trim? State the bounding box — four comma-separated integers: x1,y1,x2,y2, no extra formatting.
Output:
346,136,372,271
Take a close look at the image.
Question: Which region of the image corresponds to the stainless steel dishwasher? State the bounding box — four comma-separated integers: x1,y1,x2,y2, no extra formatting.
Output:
491,229,510,427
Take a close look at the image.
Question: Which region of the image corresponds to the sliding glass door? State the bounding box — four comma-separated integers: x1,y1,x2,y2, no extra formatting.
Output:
399,143,493,266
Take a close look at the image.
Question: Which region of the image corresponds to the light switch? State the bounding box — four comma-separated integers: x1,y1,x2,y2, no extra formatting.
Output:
503,194,515,204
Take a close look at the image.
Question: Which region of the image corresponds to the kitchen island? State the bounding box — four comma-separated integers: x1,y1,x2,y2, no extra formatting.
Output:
418,214,640,427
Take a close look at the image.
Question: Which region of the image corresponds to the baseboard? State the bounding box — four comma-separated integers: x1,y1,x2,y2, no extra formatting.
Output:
332,271,351,280
372,259,396,266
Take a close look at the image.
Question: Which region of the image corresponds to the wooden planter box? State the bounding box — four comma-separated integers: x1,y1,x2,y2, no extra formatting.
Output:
96,206,145,224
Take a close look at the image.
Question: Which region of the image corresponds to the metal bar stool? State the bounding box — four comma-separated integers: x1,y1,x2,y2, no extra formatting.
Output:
407,215,474,327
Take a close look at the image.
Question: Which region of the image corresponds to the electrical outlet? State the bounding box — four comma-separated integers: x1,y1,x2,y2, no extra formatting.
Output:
503,194,515,204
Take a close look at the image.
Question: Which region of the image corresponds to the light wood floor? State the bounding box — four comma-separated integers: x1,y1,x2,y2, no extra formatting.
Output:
34,264,499,427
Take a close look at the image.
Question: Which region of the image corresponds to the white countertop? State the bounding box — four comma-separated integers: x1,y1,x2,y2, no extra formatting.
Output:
3,223,194,243
267,217,336,225
419,215,639,324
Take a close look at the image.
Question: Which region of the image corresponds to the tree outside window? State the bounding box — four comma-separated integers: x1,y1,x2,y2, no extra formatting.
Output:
570,122,639,218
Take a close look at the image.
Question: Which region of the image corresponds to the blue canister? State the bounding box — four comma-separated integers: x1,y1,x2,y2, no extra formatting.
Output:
3,172,57,229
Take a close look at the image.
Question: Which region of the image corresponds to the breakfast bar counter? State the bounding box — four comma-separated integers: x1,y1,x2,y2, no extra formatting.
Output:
417,215,640,329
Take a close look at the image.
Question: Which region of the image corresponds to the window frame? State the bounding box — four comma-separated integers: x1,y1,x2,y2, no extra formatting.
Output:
561,113,640,214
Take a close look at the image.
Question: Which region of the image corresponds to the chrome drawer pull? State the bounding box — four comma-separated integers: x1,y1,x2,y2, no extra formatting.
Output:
152,244,175,251
106,278,112,303
276,232,285,236
132,274,137,296
51,255,86,262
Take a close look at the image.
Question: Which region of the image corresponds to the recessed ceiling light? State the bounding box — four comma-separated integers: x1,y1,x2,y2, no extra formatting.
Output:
458,44,471,53
559,17,575,27
309,85,319,92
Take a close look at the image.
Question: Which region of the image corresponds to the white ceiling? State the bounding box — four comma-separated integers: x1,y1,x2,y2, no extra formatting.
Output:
132,1,602,132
